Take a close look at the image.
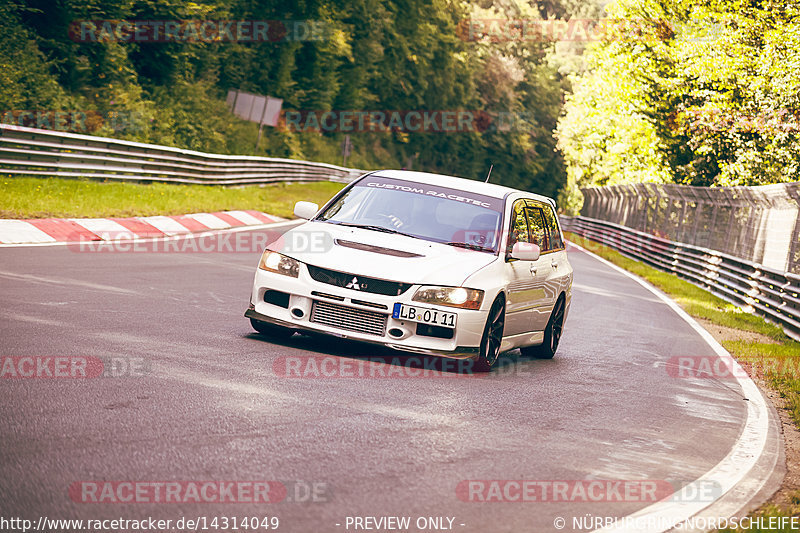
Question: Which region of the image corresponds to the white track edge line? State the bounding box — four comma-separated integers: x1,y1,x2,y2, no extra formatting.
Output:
567,241,772,533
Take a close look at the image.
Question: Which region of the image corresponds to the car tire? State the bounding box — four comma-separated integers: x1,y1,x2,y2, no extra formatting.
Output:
472,296,505,372
521,295,565,359
250,318,294,340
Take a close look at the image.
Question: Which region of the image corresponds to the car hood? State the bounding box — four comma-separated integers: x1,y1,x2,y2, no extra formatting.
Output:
273,221,497,286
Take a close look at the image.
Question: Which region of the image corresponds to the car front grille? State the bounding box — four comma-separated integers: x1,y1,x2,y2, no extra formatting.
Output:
310,300,387,337
306,265,412,296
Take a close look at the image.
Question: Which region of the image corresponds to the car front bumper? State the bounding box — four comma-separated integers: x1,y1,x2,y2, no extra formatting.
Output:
247,267,487,360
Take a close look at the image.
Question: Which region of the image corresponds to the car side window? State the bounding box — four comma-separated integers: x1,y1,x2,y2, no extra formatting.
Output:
507,200,531,255
543,205,565,250
524,207,549,251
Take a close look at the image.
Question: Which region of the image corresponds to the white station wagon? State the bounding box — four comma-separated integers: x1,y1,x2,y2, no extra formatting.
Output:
246,170,573,371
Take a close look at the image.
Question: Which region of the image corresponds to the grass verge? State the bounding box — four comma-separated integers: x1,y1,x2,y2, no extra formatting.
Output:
564,231,800,532
0,176,346,219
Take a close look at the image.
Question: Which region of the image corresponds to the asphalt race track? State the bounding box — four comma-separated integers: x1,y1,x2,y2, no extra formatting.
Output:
0,224,783,533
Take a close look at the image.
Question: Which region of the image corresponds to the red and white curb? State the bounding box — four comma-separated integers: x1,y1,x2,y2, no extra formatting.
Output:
0,210,285,245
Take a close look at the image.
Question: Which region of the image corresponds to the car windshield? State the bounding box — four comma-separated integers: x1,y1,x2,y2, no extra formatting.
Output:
316,176,504,253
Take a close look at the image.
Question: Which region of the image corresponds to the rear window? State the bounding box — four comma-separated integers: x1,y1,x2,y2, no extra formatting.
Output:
541,204,565,251
518,200,564,253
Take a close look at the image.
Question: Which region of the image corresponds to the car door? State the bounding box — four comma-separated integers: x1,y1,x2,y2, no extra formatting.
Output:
541,203,572,305
522,202,556,331
503,199,551,336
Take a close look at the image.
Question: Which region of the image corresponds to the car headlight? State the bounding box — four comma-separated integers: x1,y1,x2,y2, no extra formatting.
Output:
412,286,484,310
258,250,300,278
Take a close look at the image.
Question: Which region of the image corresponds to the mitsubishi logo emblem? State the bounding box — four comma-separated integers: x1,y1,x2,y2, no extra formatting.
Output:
345,277,361,290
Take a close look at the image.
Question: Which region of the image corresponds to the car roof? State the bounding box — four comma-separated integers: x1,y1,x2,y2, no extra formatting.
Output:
366,169,554,204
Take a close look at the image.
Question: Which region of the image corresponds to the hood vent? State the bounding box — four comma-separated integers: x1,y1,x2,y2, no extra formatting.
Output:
335,239,424,258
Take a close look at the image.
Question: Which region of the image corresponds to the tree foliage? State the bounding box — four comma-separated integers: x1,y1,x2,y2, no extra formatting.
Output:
0,0,584,198
557,0,800,212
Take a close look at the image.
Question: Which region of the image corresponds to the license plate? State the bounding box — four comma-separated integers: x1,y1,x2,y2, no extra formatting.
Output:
392,303,456,328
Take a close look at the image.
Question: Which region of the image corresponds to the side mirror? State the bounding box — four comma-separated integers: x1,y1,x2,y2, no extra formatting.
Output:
511,242,540,261
294,201,319,220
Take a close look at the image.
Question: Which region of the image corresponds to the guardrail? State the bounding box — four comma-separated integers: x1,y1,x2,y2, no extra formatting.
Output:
0,124,364,185
561,215,800,341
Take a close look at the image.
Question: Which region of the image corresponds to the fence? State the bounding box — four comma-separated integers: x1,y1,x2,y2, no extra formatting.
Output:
580,183,800,274
561,216,800,341
0,124,363,185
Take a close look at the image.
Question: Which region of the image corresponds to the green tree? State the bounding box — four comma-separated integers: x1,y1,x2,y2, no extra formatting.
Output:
557,0,800,213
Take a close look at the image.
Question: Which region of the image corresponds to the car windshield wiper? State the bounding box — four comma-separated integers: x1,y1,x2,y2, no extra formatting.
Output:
444,241,495,253
333,222,416,238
